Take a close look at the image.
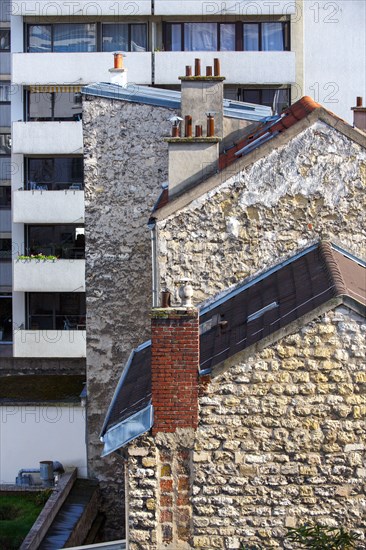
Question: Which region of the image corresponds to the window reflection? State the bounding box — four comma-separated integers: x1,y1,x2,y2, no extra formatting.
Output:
26,157,83,191
26,225,85,260
27,293,86,330
28,92,82,121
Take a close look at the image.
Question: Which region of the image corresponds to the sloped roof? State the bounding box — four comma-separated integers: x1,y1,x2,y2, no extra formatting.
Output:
218,96,321,170
101,242,365,454
152,96,366,217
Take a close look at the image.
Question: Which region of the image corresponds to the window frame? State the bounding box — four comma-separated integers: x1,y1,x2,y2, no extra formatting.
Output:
163,20,290,52
27,22,148,53
0,29,10,51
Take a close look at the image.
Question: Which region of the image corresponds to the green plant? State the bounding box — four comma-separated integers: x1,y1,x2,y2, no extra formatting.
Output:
286,523,363,549
33,488,53,506
17,253,58,261
0,493,45,549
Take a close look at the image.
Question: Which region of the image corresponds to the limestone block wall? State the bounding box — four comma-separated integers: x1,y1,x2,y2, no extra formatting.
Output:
193,307,366,549
82,96,175,538
157,121,366,303
127,307,366,549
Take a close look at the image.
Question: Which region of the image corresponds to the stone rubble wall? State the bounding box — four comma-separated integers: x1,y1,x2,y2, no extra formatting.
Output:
193,307,366,549
157,121,366,303
82,95,175,539
127,308,366,549
128,430,196,550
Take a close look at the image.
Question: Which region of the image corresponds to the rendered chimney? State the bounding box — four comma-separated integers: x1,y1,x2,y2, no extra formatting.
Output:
109,52,128,87
180,57,225,138
352,96,366,131
151,282,199,435
165,59,224,196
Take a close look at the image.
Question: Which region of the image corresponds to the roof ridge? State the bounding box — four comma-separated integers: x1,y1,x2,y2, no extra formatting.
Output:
318,240,347,296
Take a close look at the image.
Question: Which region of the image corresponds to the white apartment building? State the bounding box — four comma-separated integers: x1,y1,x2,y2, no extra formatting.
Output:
2,0,365,358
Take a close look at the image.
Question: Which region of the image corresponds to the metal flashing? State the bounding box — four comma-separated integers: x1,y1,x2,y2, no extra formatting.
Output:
82,83,272,122
101,404,153,457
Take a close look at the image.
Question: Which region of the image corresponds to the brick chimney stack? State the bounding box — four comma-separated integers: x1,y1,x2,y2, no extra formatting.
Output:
352,97,366,131
151,289,199,435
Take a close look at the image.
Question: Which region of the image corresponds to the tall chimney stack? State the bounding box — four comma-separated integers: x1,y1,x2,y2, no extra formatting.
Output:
166,59,225,197
352,97,366,131
151,282,199,435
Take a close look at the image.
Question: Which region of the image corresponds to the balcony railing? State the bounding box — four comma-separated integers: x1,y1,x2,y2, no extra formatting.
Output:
13,259,85,292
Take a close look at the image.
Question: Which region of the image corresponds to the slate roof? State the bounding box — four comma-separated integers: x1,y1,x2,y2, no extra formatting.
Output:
101,242,366,453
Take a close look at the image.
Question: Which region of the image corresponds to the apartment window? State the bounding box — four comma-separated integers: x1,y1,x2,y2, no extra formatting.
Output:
0,133,10,155
26,157,84,191
0,185,10,208
27,23,148,53
0,295,12,342
102,23,147,52
27,292,86,330
28,24,96,53
0,29,10,51
26,225,85,259
0,82,10,102
244,22,289,51
240,88,290,113
163,21,289,52
27,91,82,121
0,238,11,260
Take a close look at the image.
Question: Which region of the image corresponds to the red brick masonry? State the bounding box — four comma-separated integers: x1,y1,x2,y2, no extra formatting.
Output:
151,307,199,434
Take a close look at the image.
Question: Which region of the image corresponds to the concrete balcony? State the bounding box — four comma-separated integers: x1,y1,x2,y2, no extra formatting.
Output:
13,259,85,292
12,121,83,155
13,329,86,358
13,190,84,224
11,0,151,16
12,52,152,86
154,51,296,85
154,0,296,15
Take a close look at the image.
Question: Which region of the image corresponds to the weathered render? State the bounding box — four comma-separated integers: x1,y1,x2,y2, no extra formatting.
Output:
82,95,175,537
157,121,366,303
126,306,366,549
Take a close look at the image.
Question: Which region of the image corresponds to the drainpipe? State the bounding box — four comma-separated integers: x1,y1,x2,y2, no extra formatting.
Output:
148,218,159,308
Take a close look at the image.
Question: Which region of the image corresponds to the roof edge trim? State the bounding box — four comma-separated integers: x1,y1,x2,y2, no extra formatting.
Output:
101,403,153,457
100,340,151,438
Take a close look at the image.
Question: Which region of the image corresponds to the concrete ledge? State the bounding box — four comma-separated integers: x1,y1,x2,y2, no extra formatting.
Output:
20,469,77,550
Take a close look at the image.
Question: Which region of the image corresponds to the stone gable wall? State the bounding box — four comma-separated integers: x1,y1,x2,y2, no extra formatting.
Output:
192,307,366,549
127,307,366,549
157,122,366,303
82,95,175,538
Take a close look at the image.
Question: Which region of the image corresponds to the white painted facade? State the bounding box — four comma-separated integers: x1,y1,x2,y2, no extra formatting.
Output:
13,330,86,358
0,404,87,483
12,52,152,86
303,0,366,122
13,259,85,292
11,0,151,16
13,190,84,224
154,0,297,16
12,121,83,155
154,51,296,86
